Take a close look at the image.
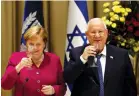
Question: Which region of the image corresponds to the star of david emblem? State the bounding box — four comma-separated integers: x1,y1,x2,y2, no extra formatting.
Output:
67,25,88,52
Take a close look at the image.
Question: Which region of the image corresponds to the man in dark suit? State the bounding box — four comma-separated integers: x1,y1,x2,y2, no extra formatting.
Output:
64,18,137,96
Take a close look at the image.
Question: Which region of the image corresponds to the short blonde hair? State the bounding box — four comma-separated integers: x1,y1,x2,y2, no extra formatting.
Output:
24,25,48,44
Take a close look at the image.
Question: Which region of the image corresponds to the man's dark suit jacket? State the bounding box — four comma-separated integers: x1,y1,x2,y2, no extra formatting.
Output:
64,44,137,96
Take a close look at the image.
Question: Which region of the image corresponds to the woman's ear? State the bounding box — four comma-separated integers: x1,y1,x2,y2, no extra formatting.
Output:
43,42,46,51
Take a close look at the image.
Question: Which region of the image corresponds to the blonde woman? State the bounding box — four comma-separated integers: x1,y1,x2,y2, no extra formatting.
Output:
2,25,66,96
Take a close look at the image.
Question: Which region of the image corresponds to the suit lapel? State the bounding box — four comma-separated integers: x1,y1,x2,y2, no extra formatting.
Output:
104,45,114,86
87,59,99,84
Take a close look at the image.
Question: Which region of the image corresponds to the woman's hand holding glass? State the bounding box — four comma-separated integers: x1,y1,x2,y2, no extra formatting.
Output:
15,57,33,73
41,85,55,95
15,45,34,73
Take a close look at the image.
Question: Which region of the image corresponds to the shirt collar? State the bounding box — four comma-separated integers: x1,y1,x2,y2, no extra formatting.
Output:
99,45,106,56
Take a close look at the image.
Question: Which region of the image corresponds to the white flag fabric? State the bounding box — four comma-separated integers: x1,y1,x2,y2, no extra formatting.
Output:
64,1,89,96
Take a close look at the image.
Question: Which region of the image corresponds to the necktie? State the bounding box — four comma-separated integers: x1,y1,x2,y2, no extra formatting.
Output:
96,55,104,96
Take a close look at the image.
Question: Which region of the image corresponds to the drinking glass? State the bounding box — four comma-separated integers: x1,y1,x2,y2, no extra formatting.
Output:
91,43,99,67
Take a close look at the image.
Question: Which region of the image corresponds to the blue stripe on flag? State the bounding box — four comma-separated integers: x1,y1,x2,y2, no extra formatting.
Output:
75,1,88,22
23,1,44,25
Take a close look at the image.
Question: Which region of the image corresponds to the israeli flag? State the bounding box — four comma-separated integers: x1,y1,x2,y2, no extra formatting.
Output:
64,1,88,96
20,1,47,51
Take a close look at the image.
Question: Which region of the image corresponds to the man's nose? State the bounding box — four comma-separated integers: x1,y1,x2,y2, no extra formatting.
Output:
95,32,101,37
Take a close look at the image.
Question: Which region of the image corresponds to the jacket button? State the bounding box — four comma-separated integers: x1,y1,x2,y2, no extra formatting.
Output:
37,80,40,83
36,72,39,75
37,89,40,92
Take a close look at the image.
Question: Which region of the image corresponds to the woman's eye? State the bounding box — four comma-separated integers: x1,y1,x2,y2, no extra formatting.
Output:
29,43,34,46
37,44,41,46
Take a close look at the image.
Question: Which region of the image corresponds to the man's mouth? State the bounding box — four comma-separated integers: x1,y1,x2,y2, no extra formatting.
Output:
94,40,101,42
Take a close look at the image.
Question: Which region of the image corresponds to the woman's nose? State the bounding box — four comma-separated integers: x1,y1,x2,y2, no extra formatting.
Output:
33,46,37,50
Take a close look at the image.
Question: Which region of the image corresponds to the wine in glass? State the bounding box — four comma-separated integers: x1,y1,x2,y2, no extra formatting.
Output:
26,45,34,70
92,43,99,67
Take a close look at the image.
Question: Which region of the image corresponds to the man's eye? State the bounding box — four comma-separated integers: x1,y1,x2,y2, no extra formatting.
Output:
29,43,34,46
91,32,95,34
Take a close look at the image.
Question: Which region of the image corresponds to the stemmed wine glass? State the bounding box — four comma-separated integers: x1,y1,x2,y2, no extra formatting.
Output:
26,45,34,70
91,43,99,67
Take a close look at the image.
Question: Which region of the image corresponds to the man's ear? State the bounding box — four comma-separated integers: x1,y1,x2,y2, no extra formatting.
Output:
85,31,88,36
85,31,87,34
105,29,109,35
85,31,89,39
